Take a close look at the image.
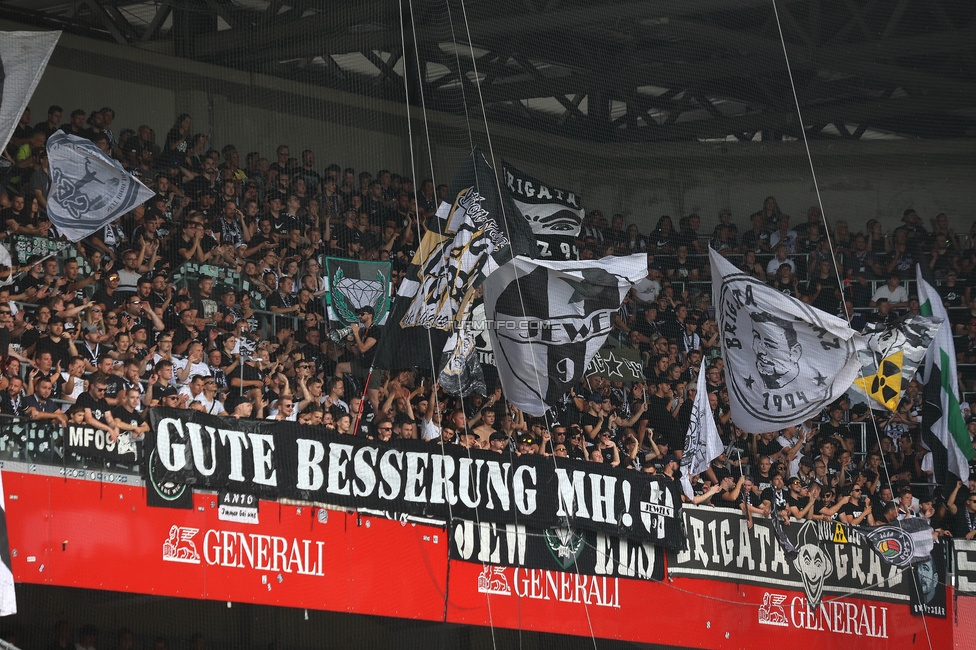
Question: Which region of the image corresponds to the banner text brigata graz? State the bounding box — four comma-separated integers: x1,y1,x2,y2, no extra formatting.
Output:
146,409,684,548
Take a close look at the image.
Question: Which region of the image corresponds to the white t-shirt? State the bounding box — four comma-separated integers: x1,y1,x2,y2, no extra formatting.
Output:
422,418,441,441
174,358,212,382
766,256,796,276
871,284,909,305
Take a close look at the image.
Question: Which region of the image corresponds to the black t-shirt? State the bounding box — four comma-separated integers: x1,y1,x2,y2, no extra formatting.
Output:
840,500,867,522
246,233,277,259
753,471,773,495
358,325,380,367
76,392,111,422
266,291,295,311
736,489,760,511
35,336,72,368
755,437,783,459
785,493,808,514
92,288,123,312
111,405,144,430
761,486,788,512
579,412,602,435
816,455,842,483
192,294,220,321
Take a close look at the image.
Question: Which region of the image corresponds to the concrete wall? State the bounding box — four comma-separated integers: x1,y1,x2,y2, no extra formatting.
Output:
10,24,975,236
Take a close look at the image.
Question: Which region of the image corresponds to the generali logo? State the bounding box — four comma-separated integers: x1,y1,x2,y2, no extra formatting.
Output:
476,565,619,608
477,566,512,595
162,526,201,564
161,525,325,576
757,591,888,638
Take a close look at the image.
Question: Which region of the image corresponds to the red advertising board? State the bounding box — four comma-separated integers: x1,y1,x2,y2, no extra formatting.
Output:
5,471,448,621
443,559,955,648
2,469,962,648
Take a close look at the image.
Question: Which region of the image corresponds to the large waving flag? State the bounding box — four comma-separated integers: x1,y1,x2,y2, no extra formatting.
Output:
710,249,861,432
46,132,155,242
375,149,537,395
680,359,725,499
917,265,972,483
482,254,645,416
0,31,61,153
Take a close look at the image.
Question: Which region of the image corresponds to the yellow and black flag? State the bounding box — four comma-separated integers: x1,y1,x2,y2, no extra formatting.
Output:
850,316,941,411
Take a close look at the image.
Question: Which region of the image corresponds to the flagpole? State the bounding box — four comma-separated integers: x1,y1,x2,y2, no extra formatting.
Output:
351,369,371,436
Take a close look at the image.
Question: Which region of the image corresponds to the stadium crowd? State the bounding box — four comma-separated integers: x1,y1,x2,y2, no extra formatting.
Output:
1,105,975,541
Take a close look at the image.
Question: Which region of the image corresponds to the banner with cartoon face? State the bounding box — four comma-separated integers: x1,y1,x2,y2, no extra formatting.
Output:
668,506,917,609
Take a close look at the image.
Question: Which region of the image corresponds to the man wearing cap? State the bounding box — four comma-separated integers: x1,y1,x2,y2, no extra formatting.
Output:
517,434,538,456
893,209,929,253
335,305,381,399
785,477,814,520
33,317,78,369
761,473,789,516
488,431,511,454
78,324,106,372
92,271,123,313
660,454,680,480
580,393,608,440
154,385,184,410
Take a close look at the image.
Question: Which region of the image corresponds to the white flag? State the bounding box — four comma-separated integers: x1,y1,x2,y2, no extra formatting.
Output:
0,31,61,153
46,132,155,242
710,249,861,433
483,254,645,416
680,359,726,499
0,470,15,616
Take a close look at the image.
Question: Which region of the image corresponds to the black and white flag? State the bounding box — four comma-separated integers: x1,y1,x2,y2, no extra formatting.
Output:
585,347,644,383
0,31,60,153
46,131,155,242
375,149,536,396
503,162,583,260
680,359,725,499
0,470,15,616
483,254,645,416
710,249,860,432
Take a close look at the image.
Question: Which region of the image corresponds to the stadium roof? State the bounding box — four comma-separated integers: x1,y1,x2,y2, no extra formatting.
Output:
3,0,974,143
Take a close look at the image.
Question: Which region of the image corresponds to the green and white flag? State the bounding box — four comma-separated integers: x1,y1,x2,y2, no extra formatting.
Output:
917,265,972,483
324,258,392,326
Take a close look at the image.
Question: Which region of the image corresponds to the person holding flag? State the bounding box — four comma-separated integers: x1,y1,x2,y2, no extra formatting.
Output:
680,359,726,501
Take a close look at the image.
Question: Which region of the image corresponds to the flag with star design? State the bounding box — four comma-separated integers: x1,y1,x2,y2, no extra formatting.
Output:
483,254,646,416
585,347,645,383
710,249,862,433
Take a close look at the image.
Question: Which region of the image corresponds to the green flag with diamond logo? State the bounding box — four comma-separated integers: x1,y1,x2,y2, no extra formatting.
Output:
324,258,392,327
